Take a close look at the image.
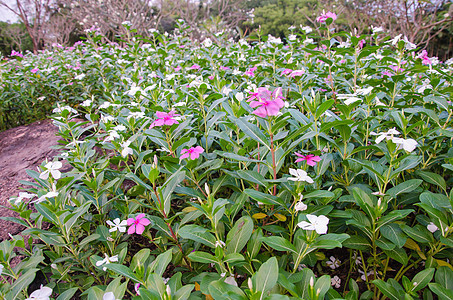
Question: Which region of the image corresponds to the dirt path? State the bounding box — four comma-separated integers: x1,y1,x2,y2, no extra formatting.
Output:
0,120,60,241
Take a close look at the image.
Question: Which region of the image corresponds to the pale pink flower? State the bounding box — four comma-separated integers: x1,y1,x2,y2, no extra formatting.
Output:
190,64,200,70
150,111,180,128
180,146,204,160
295,153,321,166
175,66,181,72
127,213,151,235
31,68,39,73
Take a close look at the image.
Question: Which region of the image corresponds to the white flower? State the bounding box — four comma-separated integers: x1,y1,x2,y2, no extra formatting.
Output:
337,94,361,105
103,292,119,300
370,128,400,144
53,105,77,114
202,38,212,47
12,192,36,205
288,168,314,183
26,285,52,300
235,92,244,102
96,254,119,271
39,161,62,180
326,256,340,269
374,97,386,107
215,240,226,248
295,201,307,212
331,275,341,288
403,36,416,50
301,26,312,33
371,25,384,34
0,264,3,275
390,34,402,46
358,269,375,281
356,87,373,95
81,100,92,107
267,35,282,44
74,73,86,80
121,141,133,157
122,20,132,26
221,86,232,95
391,137,418,152
303,38,314,45
427,222,438,233
127,111,145,120
298,214,329,234
126,83,143,96
99,102,112,109
107,218,127,233
113,124,126,131
33,191,59,204
288,34,297,41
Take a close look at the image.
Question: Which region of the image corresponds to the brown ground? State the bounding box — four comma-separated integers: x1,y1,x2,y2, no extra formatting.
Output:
0,119,60,241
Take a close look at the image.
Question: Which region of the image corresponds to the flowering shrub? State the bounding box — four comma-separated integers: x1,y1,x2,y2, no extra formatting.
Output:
0,18,453,300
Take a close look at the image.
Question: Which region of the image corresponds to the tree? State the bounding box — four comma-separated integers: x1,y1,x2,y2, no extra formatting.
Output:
0,0,53,53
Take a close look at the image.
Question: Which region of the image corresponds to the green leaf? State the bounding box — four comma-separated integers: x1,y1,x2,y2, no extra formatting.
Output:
400,224,433,244
386,179,423,198
226,216,254,254
5,268,37,300
149,249,172,277
372,279,402,300
417,171,447,192
178,224,216,248
343,235,371,250
411,268,434,292
103,263,141,282
381,224,407,248
56,288,79,300
429,283,453,299
261,236,297,254
237,170,269,188
64,202,91,235
253,257,279,299
174,284,195,300
232,116,270,149
435,267,453,290
215,151,262,163
383,247,409,265
244,189,286,207
161,169,185,215
188,251,218,264
376,210,413,230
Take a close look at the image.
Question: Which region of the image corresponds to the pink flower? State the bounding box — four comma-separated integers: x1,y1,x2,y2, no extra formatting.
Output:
316,11,337,23
244,66,257,77
190,64,200,70
150,111,180,128
220,66,230,71
382,70,393,77
248,87,285,118
358,39,365,49
31,68,39,73
175,66,181,72
417,50,434,65
282,68,293,75
127,213,151,235
290,70,305,78
295,153,322,166
135,283,141,295
180,146,204,160
11,50,23,58
208,75,214,80
390,65,404,73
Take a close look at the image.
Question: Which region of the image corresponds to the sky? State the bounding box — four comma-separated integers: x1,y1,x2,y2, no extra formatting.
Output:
0,0,19,23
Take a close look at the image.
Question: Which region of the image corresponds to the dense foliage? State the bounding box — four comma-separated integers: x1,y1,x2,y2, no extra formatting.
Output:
1,18,453,299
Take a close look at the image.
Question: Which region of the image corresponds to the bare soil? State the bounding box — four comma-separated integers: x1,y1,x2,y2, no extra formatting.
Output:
0,119,60,241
